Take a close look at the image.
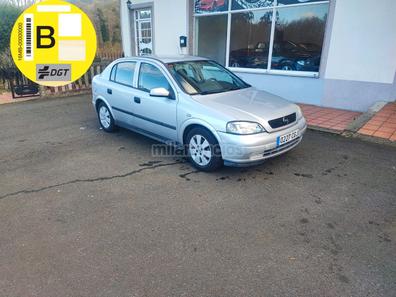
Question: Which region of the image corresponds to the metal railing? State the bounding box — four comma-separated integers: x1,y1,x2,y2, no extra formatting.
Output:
0,60,115,98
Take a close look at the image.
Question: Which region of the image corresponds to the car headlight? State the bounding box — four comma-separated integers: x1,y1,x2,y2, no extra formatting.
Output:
297,60,306,66
226,121,266,135
296,105,303,119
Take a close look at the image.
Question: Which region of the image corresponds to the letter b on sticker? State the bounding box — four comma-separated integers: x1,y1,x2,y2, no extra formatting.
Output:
37,26,56,48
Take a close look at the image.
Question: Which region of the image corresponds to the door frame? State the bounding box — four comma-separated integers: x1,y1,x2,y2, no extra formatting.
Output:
130,60,179,141
133,6,154,56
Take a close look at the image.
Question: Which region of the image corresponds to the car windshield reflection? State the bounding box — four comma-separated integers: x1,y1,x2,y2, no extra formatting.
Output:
167,60,250,95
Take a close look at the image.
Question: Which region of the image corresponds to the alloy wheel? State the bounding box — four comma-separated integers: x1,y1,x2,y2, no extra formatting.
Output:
189,134,212,166
99,106,111,129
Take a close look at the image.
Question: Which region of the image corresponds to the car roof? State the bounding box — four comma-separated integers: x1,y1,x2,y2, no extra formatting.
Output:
115,55,209,64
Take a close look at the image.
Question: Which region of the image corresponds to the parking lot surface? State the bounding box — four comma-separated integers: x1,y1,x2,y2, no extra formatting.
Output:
0,95,395,297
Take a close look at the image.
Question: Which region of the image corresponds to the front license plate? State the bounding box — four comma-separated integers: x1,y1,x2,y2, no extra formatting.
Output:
276,130,299,147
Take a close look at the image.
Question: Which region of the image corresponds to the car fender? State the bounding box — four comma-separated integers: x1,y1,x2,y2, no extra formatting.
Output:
94,95,116,119
179,118,222,145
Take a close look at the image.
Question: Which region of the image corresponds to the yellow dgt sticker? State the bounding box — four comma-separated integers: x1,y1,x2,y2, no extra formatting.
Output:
10,0,97,87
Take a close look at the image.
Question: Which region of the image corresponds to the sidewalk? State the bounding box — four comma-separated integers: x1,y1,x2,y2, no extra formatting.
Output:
0,92,40,104
299,102,396,142
299,103,362,132
358,102,396,141
0,92,14,104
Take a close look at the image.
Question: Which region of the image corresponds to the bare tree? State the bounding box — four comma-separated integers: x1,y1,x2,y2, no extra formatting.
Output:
1,0,36,7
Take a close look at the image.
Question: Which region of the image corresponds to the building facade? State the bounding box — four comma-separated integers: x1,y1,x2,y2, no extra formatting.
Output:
120,0,396,112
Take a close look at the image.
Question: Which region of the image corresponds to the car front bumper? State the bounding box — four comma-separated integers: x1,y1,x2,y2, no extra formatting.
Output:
218,117,307,167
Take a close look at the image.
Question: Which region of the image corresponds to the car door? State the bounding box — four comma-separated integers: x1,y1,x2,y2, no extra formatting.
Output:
130,62,178,142
107,61,137,126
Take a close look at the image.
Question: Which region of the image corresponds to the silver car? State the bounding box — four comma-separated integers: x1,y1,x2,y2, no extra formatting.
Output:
92,56,307,171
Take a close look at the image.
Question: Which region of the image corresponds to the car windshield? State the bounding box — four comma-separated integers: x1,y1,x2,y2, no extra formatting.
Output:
167,60,250,95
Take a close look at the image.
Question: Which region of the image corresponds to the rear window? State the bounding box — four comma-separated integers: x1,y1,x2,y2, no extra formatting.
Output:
111,62,136,87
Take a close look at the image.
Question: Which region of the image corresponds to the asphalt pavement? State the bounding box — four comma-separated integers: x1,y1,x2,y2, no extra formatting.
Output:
0,95,395,297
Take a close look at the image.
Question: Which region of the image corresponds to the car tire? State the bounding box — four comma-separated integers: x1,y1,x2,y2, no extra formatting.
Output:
231,61,241,67
186,127,223,172
280,62,295,71
97,101,116,132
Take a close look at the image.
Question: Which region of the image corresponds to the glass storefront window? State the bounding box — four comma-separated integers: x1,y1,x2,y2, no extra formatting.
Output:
194,0,329,75
195,0,229,14
271,4,327,72
197,15,228,65
229,11,272,69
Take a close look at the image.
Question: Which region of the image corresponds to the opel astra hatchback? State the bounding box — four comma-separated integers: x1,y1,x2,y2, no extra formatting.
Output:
92,56,306,171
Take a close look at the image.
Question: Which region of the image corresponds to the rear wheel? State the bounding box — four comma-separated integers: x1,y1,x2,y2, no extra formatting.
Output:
186,127,223,172
97,102,116,132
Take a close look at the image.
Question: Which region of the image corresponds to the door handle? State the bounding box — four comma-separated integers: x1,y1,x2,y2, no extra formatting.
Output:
107,88,112,95
134,97,141,104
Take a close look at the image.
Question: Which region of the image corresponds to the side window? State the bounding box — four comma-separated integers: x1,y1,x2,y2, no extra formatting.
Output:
138,63,170,92
113,62,136,87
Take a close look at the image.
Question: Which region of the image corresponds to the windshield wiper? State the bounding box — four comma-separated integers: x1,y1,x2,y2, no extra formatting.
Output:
227,87,242,91
199,90,224,95
200,87,243,95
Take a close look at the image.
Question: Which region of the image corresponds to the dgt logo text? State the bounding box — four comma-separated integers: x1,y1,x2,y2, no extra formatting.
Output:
36,65,71,81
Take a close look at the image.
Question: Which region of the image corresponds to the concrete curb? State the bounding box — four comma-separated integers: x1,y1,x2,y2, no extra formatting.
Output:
344,101,388,133
306,125,342,135
346,131,396,147
306,125,395,146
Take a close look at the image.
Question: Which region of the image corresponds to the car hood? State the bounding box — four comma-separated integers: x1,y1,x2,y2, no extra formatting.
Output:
191,87,300,131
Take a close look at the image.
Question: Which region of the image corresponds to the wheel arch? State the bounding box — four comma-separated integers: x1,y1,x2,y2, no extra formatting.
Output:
180,119,222,146
94,96,115,118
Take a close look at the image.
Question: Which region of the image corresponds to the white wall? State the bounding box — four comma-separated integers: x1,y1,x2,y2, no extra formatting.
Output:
153,0,189,55
120,0,132,56
325,0,396,84
120,0,189,56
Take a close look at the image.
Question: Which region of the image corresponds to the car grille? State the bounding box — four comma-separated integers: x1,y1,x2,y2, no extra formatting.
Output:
268,113,296,129
263,137,301,157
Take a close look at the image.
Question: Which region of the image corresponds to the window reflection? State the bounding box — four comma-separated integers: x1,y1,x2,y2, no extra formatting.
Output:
277,0,325,5
115,62,136,87
271,4,327,72
229,11,272,69
138,63,170,92
195,0,229,14
232,0,274,10
197,15,228,65
139,9,151,19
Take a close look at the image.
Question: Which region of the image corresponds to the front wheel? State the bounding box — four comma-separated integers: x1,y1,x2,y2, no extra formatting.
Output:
186,127,223,172
97,102,116,132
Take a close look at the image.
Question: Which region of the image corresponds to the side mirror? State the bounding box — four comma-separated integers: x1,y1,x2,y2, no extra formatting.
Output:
150,87,170,98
